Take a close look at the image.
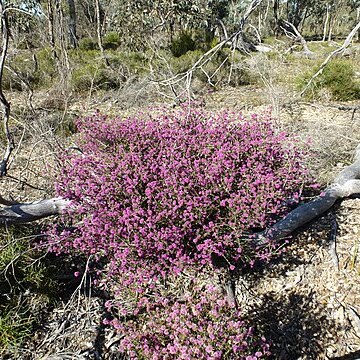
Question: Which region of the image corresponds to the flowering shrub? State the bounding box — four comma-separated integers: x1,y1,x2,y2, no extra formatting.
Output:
49,105,310,358
105,283,270,360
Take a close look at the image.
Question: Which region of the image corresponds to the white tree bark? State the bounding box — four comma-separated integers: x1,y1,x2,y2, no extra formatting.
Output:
0,198,71,224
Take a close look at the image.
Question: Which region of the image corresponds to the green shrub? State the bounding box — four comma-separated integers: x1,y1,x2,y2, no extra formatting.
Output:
170,49,203,73
2,48,58,91
2,53,40,91
170,31,196,57
228,65,257,87
0,226,59,355
192,29,217,51
298,59,360,101
78,37,98,51
71,62,120,91
70,49,129,91
107,51,148,76
36,48,57,85
103,31,121,50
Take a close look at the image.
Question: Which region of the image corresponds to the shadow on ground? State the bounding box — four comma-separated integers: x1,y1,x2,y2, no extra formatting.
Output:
249,291,340,359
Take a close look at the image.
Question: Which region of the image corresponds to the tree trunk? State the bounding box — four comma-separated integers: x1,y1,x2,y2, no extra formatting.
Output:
67,0,78,48
357,8,360,41
273,0,279,36
47,0,58,59
55,0,70,74
322,4,330,42
0,2,14,177
234,0,263,52
95,0,109,66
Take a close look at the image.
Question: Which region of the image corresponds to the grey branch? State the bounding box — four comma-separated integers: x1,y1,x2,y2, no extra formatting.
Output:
254,145,360,245
0,198,71,224
300,19,360,97
0,3,14,176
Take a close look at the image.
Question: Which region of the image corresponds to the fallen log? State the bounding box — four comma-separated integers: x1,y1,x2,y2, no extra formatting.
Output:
254,144,360,245
0,197,71,224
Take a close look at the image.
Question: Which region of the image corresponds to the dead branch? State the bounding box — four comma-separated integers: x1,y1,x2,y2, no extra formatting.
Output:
254,144,360,245
0,197,71,224
337,105,360,111
328,214,339,270
0,194,18,206
300,19,360,97
158,0,263,99
0,2,14,176
282,20,313,56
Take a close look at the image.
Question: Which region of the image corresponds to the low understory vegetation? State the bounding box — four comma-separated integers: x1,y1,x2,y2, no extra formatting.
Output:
1,31,360,358
297,59,360,101
0,226,57,353
4,37,360,106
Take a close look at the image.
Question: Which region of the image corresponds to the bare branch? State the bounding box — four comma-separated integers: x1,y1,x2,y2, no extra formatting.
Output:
0,198,71,224
282,20,313,55
157,0,263,100
0,194,18,206
300,20,360,97
254,145,360,245
0,2,14,176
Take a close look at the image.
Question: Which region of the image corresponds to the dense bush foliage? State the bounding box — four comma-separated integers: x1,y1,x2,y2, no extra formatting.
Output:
298,59,360,101
170,31,196,57
49,106,310,358
78,37,98,51
70,49,122,91
103,31,121,50
105,283,270,359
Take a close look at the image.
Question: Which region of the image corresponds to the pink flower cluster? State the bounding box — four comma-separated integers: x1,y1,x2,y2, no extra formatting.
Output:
104,284,270,360
48,105,310,358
